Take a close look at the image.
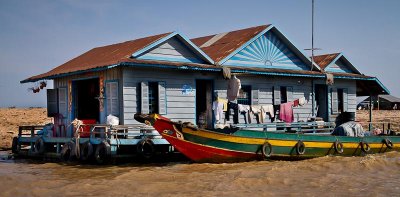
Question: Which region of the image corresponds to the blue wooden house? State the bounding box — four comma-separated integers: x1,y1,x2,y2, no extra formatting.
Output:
21,25,389,137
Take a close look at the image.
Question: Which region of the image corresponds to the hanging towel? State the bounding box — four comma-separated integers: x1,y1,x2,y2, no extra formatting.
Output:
299,97,306,106
261,104,275,118
212,101,224,123
279,102,294,123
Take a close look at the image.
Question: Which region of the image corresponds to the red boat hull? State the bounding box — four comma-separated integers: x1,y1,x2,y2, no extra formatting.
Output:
161,134,259,163
150,115,259,162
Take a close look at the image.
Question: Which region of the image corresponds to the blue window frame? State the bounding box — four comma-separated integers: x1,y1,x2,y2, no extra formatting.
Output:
237,85,251,105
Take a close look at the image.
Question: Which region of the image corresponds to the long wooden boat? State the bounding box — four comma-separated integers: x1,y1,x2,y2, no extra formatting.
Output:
134,114,400,163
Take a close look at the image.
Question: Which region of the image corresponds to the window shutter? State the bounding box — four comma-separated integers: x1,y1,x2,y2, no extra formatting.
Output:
106,83,112,115
58,88,67,118
251,89,259,105
106,82,119,116
47,89,58,117
331,88,338,114
343,88,348,112
158,82,167,115
273,86,281,105
286,86,293,102
141,82,149,114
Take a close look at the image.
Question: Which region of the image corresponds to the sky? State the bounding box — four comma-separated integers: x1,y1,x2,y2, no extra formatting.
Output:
0,0,399,107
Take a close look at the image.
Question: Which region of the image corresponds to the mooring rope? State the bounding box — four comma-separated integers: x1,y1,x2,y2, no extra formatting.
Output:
71,119,83,159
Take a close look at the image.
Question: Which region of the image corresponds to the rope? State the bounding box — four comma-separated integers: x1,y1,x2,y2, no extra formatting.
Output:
71,119,83,159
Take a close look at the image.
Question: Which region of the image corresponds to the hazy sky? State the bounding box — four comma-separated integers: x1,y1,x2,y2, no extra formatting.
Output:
0,0,399,107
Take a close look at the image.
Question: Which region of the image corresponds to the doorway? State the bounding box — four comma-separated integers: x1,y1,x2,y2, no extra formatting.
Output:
196,80,213,128
73,78,100,122
315,84,328,121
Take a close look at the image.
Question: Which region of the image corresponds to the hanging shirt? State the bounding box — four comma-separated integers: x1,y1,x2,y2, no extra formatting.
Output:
227,76,241,101
212,101,224,123
299,97,306,106
217,97,228,111
293,99,300,107
279,102,294,123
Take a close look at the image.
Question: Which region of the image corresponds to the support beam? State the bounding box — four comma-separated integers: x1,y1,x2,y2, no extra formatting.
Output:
369,95,373,131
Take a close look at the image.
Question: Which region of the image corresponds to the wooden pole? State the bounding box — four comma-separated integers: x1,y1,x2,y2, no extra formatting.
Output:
377,96,380,110
369,95,373,131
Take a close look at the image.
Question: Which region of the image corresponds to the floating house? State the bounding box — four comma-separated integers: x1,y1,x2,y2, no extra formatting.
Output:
359,95,400,110
21,25,389,136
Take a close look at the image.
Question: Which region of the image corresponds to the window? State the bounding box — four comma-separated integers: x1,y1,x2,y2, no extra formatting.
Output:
237,85,251,105
148,82,159,114
280,86,287,104
58,87,68,118
331,88,348,114
106,81,119,116
338,89,344,113
140,81,166,115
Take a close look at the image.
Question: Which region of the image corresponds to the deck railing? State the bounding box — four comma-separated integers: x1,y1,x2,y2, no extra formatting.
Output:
235,122,336,134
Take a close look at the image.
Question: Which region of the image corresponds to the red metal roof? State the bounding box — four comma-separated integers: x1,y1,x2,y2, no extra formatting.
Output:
191,25,270,63
21,26,374,83
313,53,341,70
22,32,171,82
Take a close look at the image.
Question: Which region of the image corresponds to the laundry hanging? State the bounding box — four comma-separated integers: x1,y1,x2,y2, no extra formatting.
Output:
227,75,241,101
279,102,294,123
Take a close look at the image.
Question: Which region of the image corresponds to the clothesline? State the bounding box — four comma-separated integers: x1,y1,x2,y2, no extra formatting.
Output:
212,96,307,124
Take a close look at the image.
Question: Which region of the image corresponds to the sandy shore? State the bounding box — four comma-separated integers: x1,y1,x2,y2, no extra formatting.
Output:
0,108,399,149
0,108,52,150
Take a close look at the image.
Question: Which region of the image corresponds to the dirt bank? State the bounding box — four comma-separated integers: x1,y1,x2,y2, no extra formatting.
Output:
0,108,52,150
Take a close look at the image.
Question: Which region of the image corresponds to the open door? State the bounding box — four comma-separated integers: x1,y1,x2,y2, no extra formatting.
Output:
196,80,213,128
73,78,100,122
315,84,328,121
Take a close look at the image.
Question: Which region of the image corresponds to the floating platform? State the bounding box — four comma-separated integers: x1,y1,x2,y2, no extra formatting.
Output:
12,124,175,164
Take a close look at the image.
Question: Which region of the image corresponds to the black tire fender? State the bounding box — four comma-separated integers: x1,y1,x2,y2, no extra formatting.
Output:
12,137,20,154
80,141,94,161
261,142,273,158
382,139,394,149
137,138,155,159
360,141,371,153
334,141,344,154
34,137,46,154
94,141,111,164
296,140,306,155
60,142,73,162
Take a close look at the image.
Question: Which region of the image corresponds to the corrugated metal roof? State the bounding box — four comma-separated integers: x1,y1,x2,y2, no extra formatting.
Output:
191,25,270,63
22,32,171,82
379,95,400,103
313,53,341,70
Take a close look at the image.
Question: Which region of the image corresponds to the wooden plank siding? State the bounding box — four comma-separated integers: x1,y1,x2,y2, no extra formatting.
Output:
122,67,201,125
137,37,205,64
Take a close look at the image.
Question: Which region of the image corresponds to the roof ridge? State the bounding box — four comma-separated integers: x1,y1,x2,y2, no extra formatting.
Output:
192,24,270,40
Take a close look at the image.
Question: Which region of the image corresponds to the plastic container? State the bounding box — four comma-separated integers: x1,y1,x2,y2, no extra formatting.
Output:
80,119,96,138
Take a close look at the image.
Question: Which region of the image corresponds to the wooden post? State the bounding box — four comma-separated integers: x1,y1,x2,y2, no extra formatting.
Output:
377,96,380,110
369,95,373,131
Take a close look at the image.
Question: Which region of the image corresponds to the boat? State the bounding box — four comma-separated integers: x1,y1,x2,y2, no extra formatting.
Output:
134,113,400,163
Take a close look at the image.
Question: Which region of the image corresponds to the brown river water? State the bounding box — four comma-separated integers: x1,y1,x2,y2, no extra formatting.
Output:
1,152,400,197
